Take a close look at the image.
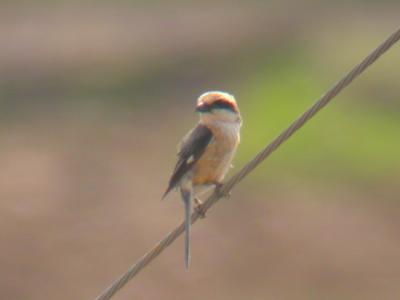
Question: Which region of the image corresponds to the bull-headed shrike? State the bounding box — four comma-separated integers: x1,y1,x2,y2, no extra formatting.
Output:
163,91,242,269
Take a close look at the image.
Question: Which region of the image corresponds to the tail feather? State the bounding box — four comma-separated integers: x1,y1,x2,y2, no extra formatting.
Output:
162,186,172,199
180,188,192,270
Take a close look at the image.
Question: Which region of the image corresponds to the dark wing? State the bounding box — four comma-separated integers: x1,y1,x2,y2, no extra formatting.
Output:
163,124,213,198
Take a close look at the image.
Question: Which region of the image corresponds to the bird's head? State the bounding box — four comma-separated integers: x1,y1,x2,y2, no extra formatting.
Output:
196,91,241,123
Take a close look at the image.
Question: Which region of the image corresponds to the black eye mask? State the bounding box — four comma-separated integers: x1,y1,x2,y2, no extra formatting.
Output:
196,99,236,113
211,100,235,111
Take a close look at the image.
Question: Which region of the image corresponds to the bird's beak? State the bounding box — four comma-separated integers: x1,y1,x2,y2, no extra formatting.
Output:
195,103,211,113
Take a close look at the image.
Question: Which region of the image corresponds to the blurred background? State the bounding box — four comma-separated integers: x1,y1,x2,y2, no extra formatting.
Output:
1,1,399,299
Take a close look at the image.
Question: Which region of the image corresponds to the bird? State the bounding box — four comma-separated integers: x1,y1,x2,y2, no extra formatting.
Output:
163,91,242,269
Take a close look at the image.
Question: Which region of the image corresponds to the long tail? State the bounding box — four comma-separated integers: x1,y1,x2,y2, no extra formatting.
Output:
180,188,192,270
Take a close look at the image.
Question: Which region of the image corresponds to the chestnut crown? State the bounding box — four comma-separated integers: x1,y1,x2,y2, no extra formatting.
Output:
196,91,239,114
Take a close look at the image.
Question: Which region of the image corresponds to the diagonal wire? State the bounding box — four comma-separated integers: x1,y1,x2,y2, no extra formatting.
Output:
95,27,400,300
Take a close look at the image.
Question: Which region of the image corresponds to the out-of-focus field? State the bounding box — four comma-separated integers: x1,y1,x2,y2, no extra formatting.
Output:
0,2,399,300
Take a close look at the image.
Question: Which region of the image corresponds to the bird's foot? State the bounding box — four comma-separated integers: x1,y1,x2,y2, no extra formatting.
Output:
214,183,231,199
194,197,206,218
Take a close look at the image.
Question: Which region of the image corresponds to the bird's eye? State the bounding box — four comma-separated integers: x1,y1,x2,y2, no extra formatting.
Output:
196,103,211,113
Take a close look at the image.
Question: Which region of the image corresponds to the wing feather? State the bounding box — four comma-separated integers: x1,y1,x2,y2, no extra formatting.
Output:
163,124,213,198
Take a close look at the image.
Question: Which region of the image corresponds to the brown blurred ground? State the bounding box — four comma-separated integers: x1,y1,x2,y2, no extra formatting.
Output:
0,2,399,300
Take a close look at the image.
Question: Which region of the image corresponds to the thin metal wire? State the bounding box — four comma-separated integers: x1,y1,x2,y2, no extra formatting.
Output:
95,27,400,300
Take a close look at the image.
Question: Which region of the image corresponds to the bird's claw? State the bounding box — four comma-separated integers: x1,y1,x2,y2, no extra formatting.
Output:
215,183,231,198
194,197,206,218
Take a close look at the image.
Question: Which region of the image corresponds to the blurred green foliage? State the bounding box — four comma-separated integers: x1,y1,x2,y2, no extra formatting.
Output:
238,49,400,183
